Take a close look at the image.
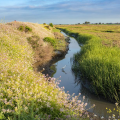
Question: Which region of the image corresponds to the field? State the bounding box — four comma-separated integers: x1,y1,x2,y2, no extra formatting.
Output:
56,24,120,102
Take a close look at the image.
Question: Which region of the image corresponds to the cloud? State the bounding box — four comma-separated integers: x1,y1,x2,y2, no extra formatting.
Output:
0,0,120,24
1,0,120,12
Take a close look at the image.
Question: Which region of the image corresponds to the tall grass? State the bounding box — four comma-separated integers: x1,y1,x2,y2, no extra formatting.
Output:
57,26,120,102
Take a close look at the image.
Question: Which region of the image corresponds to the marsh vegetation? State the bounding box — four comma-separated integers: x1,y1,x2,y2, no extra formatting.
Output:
56,24,120,102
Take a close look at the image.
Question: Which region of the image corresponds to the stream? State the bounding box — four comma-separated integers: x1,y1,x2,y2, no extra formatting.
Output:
50,32,117,119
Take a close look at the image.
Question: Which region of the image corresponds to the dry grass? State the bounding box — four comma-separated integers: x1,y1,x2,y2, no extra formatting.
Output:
56,24,120,48
6,21,54,39
1,21,55,66
0,21,92,120
54,32,65,40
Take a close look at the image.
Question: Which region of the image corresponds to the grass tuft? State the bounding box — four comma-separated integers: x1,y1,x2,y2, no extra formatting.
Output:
18,25,32,32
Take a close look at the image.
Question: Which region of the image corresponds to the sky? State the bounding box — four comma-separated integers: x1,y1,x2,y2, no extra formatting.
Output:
0,0,120,24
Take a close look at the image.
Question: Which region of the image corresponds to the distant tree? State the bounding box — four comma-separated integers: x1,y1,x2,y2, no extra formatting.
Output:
84,21,90,24
49,23,53,27
78,23,80,24
99,22,101,24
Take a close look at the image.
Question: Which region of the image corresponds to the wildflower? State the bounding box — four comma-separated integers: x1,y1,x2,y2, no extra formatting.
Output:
101,116,104,119
94,114,97,117
46,102,50,108
93,104,95,107
115,103,118,106
87,115,89,118
15,107,18,111
79,114,82,117
66,115,70,118
112,114,115,119
60,108,64,112
84,103,87,106
2,109,6,113
7,109,11,113
24,106,28,111
83,96,85,100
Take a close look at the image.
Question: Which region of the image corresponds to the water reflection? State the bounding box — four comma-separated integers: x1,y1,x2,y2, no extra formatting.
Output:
50,32,118,118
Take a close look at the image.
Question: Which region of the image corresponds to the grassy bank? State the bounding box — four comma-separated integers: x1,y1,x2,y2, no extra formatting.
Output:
0,21,91,120
56,25,120,102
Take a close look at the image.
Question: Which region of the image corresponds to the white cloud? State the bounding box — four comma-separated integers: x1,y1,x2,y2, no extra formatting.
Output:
0,0,120,24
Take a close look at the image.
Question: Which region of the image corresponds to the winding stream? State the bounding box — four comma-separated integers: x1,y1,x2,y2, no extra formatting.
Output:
50,32,117,119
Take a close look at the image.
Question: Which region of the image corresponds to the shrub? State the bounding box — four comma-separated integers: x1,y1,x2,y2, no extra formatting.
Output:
43,23,46,25
25,26,32,32
18,25,32,32
43,37,56,47
44,25,50,30
18,26,24,31
49,23,53,27
27,35,40,49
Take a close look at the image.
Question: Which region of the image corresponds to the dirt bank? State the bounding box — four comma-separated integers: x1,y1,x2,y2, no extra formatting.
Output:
33,33,70,76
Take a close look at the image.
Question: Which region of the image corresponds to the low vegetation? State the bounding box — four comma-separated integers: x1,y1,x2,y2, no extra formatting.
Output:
43,37,57,48
49,23,54,27
56,25,120,102
18,25,32,32
0,21,93,119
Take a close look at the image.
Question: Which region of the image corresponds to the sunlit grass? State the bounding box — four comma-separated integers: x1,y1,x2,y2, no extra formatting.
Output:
52,28,61,33
56,25,120,102
0,22,92,119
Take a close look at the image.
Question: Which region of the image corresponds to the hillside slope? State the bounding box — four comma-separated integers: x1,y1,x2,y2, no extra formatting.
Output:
0,22,89,120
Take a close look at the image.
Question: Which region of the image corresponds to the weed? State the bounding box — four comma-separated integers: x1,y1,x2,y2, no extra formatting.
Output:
43,37,56,47
43,23,46,25
49,23,53,27
18,26,24,31
18,25,32,32
27,35,40,49
25,26,32,32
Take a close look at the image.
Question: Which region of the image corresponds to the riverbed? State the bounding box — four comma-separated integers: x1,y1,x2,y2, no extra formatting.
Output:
50,32,118,119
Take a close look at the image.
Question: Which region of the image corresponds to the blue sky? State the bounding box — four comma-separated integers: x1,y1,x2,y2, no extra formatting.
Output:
0,0,120,24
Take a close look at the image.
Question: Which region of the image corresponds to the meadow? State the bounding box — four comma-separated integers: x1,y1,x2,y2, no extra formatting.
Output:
0,21,93,120
56,24,120,102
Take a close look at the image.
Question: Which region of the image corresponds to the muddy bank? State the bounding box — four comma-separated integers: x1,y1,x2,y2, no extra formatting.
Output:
33,36,70,76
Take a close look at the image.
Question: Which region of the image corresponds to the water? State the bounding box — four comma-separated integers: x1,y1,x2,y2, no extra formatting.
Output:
50,32,118,119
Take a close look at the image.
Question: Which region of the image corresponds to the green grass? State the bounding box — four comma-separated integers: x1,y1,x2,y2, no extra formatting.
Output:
43,37,57,47
56,26,120,102
18,25,32,32
52,28,61,33
43,36,66,51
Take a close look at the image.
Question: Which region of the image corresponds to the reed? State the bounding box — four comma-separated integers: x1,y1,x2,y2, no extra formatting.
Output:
56,25,120,102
